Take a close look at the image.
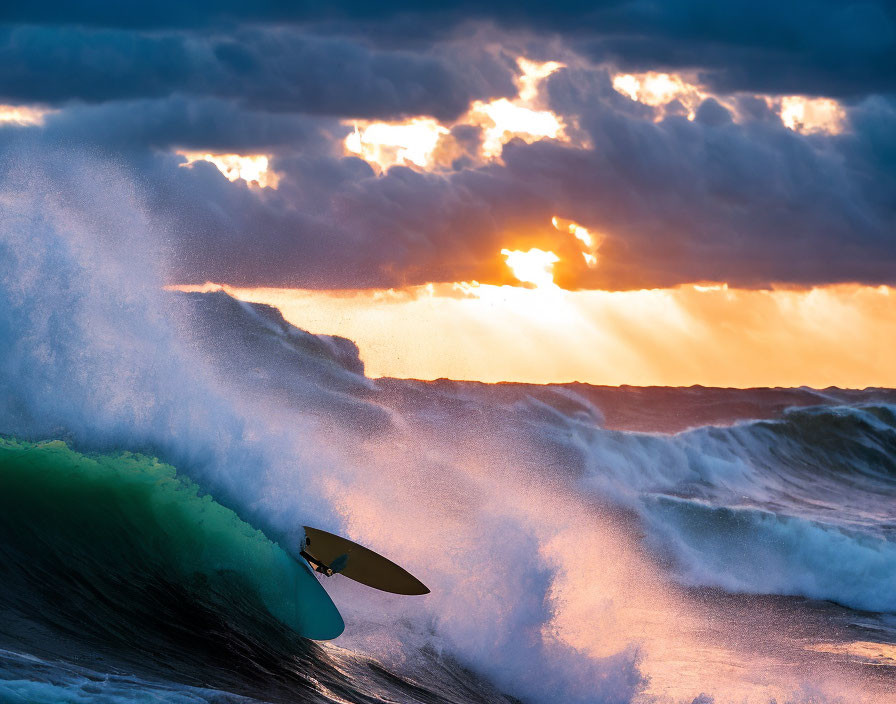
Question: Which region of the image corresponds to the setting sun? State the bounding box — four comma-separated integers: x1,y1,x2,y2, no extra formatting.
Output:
501,248,560,287
5,3,896,702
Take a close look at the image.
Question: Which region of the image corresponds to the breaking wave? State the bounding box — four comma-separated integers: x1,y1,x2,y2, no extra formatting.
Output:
1,150,893,703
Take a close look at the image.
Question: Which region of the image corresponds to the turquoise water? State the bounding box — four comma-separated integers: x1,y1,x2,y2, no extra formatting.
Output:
0,438,343,641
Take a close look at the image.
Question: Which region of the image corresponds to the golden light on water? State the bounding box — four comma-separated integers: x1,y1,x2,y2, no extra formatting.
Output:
177,151,279,188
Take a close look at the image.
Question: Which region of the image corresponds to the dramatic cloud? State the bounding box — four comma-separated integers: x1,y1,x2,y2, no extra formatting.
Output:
0,1,894,290
2,1,893,96
0,25,517,120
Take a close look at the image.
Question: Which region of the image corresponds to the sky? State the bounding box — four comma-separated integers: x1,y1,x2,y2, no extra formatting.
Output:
3,2,896,386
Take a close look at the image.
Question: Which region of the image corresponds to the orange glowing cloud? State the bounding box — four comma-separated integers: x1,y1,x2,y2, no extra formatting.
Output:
552,216,600,269
470,97,566,159
177,151,280,188
342,58,570,172
344,118,450,171
778,96,847,134
612,71,713,120
611,71,847,134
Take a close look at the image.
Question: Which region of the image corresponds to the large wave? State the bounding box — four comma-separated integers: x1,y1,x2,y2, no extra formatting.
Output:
0,438,341,640
0,438,529,704
0,152,645,703
2,149,894,703
362,371,896,615
570,406,896,612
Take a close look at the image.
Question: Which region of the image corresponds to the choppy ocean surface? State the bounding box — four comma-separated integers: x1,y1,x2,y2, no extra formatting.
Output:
2,167,895,703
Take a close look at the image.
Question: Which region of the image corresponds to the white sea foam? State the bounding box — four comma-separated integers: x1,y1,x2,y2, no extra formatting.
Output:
0,151,644,703
1,149,893,703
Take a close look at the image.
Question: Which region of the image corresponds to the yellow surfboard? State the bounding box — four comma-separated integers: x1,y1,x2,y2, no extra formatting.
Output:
301,526,430,596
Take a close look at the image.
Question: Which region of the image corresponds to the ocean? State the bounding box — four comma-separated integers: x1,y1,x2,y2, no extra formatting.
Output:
1,174,895,703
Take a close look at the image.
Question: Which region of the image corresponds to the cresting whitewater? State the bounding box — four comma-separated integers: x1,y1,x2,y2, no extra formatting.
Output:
1,161,895,704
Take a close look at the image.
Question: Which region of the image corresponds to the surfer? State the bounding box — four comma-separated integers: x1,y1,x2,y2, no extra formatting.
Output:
299,536,340,576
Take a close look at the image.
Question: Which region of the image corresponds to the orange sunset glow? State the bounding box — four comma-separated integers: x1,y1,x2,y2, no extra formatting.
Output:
170,277,896,389
169,206,893,389
7,4,896,702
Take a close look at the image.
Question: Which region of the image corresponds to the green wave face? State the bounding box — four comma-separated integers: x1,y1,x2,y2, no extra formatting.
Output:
0,438,344,641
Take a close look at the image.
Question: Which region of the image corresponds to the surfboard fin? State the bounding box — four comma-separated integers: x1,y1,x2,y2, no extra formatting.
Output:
329,553,349,574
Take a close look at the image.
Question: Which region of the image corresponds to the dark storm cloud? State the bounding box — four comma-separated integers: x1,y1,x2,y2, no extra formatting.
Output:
36,96,343,152
570,1,896,98
165,85,896,290
6,66,892,291
0,25,517,121
1,2,895,290
513,68,896,289
2,1,894,97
